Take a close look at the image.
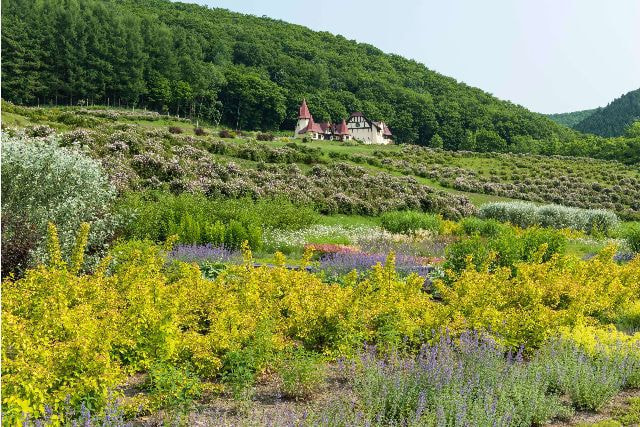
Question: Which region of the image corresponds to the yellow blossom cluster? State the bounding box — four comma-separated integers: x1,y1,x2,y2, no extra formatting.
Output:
2,226,639,423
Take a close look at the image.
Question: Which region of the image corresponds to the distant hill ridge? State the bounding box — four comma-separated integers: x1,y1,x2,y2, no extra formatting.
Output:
547,109,597,128
574,88,640,137
548,88,640,137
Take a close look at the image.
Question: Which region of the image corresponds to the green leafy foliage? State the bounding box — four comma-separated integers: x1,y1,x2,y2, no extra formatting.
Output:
3,2,640,161
145,364,202,418
0,0,579,148
221,322,278,400
459,217,507,238
380,211,443,235
276,348,326,401
445,225,567,274
117,191,318,249
614,397,640,426
622,222,640,253
547,108,597,128
444,235,492,273
540,339,627,411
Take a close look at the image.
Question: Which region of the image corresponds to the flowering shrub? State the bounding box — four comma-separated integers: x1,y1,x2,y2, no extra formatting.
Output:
303,243,360,255
262,224,385,255
3,227,640,423
256,132,275,141
437,246,640,348
357,230,452,259
479,201,620,235
264,224,451,259
73,108,189,123
167,244,239,264
25,124,56,137
537,336,637,411
316,251,435,283
344,332,569,426
1,235,439,422
369,145,640,220
51,125,475,218
1,132,117,274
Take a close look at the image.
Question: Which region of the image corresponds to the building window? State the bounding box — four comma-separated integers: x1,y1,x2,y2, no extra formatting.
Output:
356,122,360,127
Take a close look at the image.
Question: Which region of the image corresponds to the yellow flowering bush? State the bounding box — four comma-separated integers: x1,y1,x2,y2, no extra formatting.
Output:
436,246,640,348
2,223,639,423
559,324,640,356
440,219,463,236
1,233,439,422
2,225,123,422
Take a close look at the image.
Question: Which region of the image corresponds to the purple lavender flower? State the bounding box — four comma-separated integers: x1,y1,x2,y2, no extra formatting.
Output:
167,244,239,264
317,252,434,281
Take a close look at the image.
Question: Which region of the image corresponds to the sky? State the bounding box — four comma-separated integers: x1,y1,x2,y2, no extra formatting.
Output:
187,0,640,114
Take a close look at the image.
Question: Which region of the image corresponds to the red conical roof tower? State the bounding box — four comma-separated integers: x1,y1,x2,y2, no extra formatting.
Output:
335,119,349,135
298,99,311,119
304,114,322,133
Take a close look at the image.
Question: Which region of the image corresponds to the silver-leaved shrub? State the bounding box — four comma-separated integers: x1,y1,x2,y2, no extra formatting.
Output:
479,201,619,235
1,131,117,273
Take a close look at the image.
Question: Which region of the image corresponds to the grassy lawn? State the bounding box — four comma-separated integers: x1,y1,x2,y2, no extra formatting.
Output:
565,239,608,259
1,110,71,131
5,106,633,213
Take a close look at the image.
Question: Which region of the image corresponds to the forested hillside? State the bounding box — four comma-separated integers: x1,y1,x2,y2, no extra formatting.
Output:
574,88,640,137
2,0,575,148
547,108,596,127
2,0,639,162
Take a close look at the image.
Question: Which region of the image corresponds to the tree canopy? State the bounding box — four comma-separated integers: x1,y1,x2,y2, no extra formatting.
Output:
2,0,638,162
573,88,640,137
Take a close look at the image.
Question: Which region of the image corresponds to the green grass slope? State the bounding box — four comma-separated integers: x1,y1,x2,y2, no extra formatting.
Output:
4,104,640,220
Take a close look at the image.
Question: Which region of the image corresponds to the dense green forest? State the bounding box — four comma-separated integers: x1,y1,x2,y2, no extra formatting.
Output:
0,0,575,143
547,108,596,127
2,0,639,163
573,88,640,137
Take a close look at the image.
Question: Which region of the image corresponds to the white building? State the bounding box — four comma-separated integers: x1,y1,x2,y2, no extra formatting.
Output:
346,112,393,145
293,99,392,144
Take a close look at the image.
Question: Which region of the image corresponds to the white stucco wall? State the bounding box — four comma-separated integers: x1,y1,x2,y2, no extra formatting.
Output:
294,118,309,138
347,120,391,144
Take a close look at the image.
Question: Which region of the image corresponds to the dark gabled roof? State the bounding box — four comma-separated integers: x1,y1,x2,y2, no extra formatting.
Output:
347,112,393,137
319,121,332,132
